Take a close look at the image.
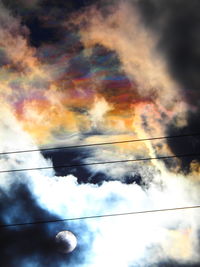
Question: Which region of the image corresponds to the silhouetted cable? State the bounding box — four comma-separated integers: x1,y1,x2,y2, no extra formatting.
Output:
0,152,199,174
0,205,200,228
0,132,200,156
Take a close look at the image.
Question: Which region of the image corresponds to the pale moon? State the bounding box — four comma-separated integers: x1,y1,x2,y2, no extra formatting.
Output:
55,230,77,254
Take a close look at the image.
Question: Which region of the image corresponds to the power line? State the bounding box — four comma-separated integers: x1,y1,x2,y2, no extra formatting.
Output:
0,152,199,174
0,132,200,156
1,205,200,228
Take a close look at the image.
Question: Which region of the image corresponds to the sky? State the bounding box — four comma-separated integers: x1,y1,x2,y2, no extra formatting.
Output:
0,0,200,266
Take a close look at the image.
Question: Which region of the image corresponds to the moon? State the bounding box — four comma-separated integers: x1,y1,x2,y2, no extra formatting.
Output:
55,231,77,254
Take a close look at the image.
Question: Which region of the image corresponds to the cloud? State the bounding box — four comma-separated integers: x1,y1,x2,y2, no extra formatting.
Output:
74,1,185,110
66,0,194,172
25,164,200,266
0,111,200,266
0,181,93,267
0,1,200,266
0,110,93,267
135,0,200,169
89,96,113,130
137,0,200,92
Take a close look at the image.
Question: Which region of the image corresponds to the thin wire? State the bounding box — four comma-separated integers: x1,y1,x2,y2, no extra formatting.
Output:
1,132,200,156
0,152,199,174
1,205,200,228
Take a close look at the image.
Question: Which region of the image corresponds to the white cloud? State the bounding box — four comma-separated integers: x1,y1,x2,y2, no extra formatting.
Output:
89,97,113,130
1,111,200,266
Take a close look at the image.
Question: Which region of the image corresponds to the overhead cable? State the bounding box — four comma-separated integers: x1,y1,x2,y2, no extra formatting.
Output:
0,132,200,156
0,152,199,174
1,205,200,228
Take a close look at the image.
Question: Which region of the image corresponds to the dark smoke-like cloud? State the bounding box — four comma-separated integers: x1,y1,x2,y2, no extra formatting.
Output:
42,147,149,186
137,0,200,171
138,0,200,92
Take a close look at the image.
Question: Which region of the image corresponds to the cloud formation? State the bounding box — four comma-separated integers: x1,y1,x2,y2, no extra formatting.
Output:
0,0,200,266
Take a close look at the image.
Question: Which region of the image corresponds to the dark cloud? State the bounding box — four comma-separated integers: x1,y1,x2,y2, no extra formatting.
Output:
40,0,95,10
157,261,200,267
42,147,150,188
0,182,93,266
42,147,110,184
2,0,97,48
0,49,10,67
137,0,200,92
24,15,65,47
137,0,200,171
167,114,200,172
42,148,93,182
